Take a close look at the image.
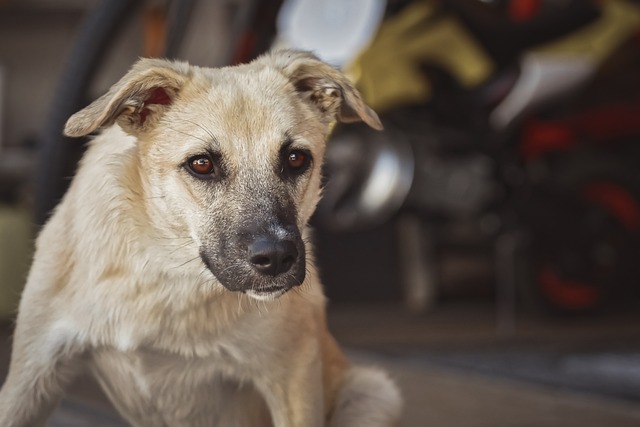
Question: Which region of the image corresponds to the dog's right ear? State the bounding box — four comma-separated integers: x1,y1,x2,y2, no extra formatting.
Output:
64,58,191,138
262,50,383,131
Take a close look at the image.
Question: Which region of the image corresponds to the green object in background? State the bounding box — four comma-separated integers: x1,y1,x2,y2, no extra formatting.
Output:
0,205,32,320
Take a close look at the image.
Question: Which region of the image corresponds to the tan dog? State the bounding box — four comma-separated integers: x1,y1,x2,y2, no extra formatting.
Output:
0,50,401,426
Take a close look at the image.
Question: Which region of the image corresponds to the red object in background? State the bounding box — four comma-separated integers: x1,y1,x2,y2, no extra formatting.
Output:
509,0,542,22
520,119,576,160
539,266,600,310
575,105,640,141
583,182,640,232
231,32,257,65
537,181,640,311
144,6,167,58
520,104,640,160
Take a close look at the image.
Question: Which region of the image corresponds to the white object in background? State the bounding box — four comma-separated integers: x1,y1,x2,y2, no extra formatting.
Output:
277,0,386,67
490,52,596,130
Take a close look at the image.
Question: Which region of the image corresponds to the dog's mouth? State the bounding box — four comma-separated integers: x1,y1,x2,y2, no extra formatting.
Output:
245,285,291,301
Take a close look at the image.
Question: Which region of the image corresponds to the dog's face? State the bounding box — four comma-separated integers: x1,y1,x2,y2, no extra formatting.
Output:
64,51,381,300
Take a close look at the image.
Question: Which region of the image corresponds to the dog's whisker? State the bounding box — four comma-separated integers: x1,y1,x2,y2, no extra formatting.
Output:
178,119,218,144
154,236,193,241
154,244,190,249
236,293,243,316
196,268,209,280
289,266,316,302
167,240,196,256
215,263,240,279
292,116,324,129
168,255,202,270
153,240,194,249
248,295,260,315
166,125,212,145
160,238,193,247
190,268,209,288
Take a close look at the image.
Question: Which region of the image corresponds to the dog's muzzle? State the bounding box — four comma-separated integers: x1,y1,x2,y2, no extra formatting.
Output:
200,224,306,298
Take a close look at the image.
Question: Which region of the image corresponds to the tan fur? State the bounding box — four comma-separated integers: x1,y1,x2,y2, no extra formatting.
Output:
0,50,400,426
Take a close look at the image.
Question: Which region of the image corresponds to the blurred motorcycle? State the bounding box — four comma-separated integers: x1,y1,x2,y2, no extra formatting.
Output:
282,0,640,314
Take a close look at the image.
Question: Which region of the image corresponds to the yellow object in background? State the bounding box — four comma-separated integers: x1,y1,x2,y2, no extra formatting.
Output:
348,0,640,115
0,205,32,320
534,0,640,64
347,1,494,113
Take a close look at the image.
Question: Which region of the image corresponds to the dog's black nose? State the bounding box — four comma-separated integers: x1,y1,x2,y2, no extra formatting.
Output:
248,237,299,276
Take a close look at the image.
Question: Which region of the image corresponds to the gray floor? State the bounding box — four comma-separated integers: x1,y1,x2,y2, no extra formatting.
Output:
50,355,640,427
2,301,640,426
330,302,640,427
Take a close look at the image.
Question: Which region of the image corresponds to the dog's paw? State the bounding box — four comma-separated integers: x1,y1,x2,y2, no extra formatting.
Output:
330,366,402,427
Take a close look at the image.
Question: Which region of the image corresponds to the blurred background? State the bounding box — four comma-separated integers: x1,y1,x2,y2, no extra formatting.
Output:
1,0,640,425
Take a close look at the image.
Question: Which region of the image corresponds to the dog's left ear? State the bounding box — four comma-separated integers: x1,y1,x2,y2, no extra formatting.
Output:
264,50,383,130
64,58,191,137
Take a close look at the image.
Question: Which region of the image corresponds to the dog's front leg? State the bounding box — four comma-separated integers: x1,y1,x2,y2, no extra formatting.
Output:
255,347,325,427
0,313,83,427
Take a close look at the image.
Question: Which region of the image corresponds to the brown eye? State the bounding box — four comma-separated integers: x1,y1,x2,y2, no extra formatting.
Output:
187,155,216,177
288,151,306,169
286,150,310,173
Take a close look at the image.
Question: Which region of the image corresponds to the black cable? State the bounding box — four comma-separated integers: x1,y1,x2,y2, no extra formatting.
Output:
164,0,196,59
36,0,139,225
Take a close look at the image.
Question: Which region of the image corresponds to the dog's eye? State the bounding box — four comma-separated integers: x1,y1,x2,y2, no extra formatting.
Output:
288,151,306,169
187,154,217,178
285,150,311,174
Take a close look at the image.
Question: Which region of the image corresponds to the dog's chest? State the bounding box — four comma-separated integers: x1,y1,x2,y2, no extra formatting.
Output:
81,296,296,426
89,347,272,427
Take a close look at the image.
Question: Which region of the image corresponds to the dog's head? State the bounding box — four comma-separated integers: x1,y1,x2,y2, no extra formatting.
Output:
64,50,381,300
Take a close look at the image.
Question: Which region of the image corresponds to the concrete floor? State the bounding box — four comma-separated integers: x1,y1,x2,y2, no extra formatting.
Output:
361,355,640,427
331,302,640,427
2,302,640,426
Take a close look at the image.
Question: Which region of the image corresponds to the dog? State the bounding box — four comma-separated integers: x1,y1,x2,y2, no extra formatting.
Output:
0,50,402,426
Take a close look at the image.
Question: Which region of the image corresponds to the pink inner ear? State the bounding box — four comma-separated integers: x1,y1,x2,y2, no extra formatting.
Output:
146,87,172,106
140,87,172,125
